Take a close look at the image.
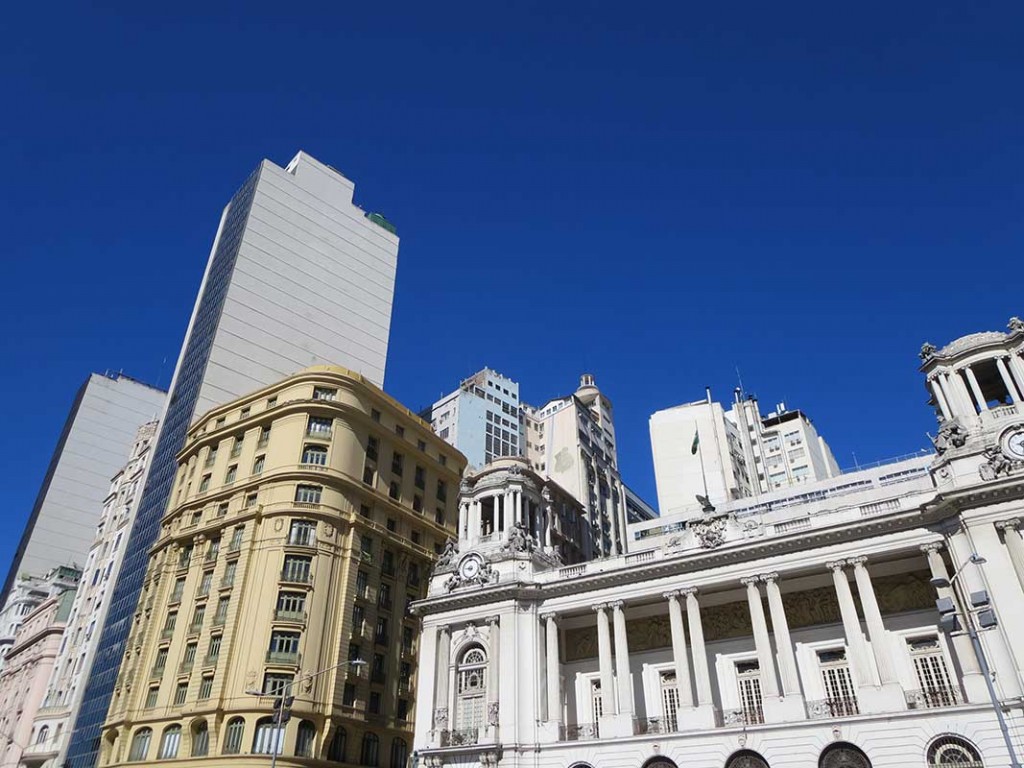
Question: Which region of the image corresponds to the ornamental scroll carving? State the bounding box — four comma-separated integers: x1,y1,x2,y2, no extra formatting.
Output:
690,515,727,549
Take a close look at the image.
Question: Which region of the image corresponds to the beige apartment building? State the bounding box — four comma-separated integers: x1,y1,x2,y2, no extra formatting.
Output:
98,366,465,768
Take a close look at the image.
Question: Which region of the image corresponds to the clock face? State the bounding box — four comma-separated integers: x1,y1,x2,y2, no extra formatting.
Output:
1004,429,1024,460
459,555,482,580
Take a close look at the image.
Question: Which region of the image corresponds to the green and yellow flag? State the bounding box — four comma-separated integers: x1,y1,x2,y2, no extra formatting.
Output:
691,429,700,455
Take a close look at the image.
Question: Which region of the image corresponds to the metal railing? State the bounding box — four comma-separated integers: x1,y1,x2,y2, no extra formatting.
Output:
274,609,306,622
805,696,859,719
265,650,301,665
719,707,764,726
633,716,678,734
905,687,962,709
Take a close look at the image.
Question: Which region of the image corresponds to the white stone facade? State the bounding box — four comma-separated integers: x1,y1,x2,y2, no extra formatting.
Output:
412,322,1024,768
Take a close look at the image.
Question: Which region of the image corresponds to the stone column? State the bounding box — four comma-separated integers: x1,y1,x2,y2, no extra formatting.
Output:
610,601,634,716
947,371,977,418
937,374,960,419
964,366,988,412
434,625,452,731
849,557,903,711
515,489,524,527
470,499,481,543
683,588,713,706
996,520,1024,589
761,573,801,696
485,615,500,732
664,591,694,707
460,500,471,542
594,604,616,715
1009,355,1024,400
742,577,780,698
826,561,877,688
996,358,1022,403
542,614,561,723
930,379,952,420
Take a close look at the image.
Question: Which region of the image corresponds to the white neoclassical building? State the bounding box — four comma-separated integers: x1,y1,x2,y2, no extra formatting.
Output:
412,319,1024,768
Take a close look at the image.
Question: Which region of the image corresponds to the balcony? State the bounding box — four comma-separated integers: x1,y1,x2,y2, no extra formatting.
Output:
274,609,306,623
202,653,220,667
266,650,301,665
212,614,227,627
188,622,204,634
151,664,167,678
440,728,479,747
280,571,312,585
633,717,678,735
719,707,764,726
905,687,962,709
306,428,333,440
559,723,598,741
179,659,194,674
160,627,175,640
805,696,859,719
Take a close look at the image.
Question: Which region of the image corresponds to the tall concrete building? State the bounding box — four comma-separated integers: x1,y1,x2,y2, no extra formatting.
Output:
429,371,635,556
21,421,158,768
95,368,464,768
650,389,840,518
66,151,401,768
2,373,166,605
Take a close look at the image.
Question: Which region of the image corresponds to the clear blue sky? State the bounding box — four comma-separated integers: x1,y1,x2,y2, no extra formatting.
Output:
2,2,1022,571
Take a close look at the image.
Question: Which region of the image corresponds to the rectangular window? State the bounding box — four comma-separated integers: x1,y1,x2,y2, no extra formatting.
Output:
660,671,680,731
361,536,373,558
362,466,375,485
437,480,447,502
282,555,312,584
414,465,425,490
276,591,306,620
174,681,188,705
818,649,858,716
154,647,168,672
302,445,328,465
221,561,237,588
230,436,243,458
397,699,409,721
908,637,958,707
412,495,422,512
402,626,414,655
258,425,271,447
353,604,365,633
198,570,213,597
391,452,404,475
343,683,356,706
369,691,382,714
366,436,379,462
736,661,764,725
313,387,337,401
252,455,265,475
355,571,369,599
389,481,400,500
229,526,244,551
145,686,159,708
217,502,229,517
183,641,198,666
375,617,389,645
190,605,205,632
198,675,214,700
378,583,392,610
295,485,322,504
243,493,257,509
417,439,426,452
289,520,316,546
262,672,294,696
199,474,211,492
395,424,405,438
214,597,229,625
381,550,395,576
207,635,222,662
178,545,193,569
206,538,220,562
371,409,381,423
308,416,332,437
349,642,363,661
268,631,301,657
225,464,238,483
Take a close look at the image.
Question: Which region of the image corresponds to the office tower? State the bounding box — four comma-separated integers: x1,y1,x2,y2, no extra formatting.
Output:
22,421,157,768
430,371,634,557
66,151,400,768
411,318,1024,768
97,368,464,768
427,368,523,470
649,389,839,517
0,581,78,768
2,373,165,606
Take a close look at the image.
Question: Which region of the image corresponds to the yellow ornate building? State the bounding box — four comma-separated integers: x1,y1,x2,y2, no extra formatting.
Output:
100,366,466,767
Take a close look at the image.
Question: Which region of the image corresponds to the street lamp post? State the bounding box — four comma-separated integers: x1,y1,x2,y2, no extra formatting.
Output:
931,553,1022,768
245,658,366,768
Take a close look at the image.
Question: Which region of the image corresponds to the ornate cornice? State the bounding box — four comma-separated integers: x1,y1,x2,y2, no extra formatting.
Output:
825,560,847,572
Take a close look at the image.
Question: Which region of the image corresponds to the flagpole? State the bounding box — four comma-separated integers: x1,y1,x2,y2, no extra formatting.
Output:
697,428,710,501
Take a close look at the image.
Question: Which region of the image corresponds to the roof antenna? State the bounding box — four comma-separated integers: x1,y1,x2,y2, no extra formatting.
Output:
735,366,745,397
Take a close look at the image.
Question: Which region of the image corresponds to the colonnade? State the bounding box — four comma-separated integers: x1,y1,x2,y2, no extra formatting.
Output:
928,353,1024,419
461,488,552,547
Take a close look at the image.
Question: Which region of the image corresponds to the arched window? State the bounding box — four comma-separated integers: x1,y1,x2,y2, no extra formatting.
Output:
327,727,347,762
253,717,285,755
158,725,181,759
191,720,209,757
726,749,770,768
296,720,317,758
390,737,408,768
928,736,984,767
36,726,49,745
222,718,245,755
360,732,380,766
127,728,152,762
642,759,678,768
455,646,488,732
820,743,871,768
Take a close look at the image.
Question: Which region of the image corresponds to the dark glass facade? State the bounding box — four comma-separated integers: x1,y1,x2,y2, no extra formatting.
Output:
65,168,260,768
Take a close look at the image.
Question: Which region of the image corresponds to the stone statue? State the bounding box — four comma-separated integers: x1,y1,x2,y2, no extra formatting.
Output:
690,515,727,549
436,538,459,569
503,522,535,554
919,342,937,361
1009,317,1024,333
931,419,968,455
980,445,1017,481
695,494,716,513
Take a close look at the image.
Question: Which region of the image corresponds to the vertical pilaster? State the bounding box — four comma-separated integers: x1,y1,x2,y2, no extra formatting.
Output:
664,592,694,707
434,625,452,731
683,588,713,706
742,577,779,698
542,614,561,723
610,601,634,716
594,604,616,715
761,574,801,696
997,520,1024,589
